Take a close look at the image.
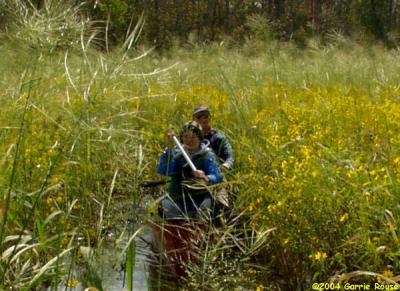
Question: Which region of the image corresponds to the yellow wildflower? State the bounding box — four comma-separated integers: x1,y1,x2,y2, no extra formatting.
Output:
394,157,400,165
313,251,327,262
56,195,63,204
339,213,348,223
383,270,394,278
65,278,79,288
268,204,275,213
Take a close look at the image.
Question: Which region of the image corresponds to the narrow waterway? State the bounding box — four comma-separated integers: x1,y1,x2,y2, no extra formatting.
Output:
51,228,153,291
99,230,152,291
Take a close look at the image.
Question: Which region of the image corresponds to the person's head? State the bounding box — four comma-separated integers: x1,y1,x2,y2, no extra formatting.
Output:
192,105,211,133
179,121,203,153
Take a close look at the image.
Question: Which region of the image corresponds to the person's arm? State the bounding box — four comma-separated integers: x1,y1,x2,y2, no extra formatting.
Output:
157,148,176,176
157,128,178,176
214,132,234,169
220,137,234,169
204,152,223,184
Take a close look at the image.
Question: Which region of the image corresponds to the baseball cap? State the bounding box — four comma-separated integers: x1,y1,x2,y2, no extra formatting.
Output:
193,105,210,116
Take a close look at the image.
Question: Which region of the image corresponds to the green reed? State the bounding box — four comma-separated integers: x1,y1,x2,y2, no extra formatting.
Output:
1,1,400,288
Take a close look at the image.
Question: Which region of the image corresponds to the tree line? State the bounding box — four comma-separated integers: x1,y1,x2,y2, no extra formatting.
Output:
8,0,400,48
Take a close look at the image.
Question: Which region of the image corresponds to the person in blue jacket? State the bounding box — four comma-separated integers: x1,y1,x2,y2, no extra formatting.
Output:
157,121,223,220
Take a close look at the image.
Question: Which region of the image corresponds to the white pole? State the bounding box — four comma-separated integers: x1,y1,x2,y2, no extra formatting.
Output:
172,135,197,171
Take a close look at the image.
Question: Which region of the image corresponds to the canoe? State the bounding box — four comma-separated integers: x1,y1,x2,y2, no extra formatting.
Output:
147,219,207,277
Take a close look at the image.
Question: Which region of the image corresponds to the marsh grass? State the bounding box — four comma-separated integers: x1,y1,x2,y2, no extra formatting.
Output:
129,41,400,288
1,2,400,288
1,0,96,52
182,219,274,290
0,2,150,289
145,209,275,291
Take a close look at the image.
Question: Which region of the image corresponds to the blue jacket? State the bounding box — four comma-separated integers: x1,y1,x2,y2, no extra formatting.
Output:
157,141,222,200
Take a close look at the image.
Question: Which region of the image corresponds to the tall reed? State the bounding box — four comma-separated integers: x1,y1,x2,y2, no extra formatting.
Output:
1,1,400,288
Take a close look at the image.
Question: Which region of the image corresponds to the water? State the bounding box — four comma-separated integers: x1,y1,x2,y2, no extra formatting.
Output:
99,231,151,291
51,228,153,291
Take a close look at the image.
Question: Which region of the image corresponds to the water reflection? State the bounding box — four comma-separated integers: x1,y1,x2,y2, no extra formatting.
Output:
52,228,151,291
100,231,151,291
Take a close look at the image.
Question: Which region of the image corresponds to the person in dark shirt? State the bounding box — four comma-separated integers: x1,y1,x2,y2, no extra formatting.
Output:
192,105,234,170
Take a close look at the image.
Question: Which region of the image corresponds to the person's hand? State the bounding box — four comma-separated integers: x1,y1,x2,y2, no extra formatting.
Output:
221,162,232,171
192,170,209,182
165,128,175,149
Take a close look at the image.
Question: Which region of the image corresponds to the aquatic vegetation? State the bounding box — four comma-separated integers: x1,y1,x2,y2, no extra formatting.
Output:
137,79,400,288
1,17,400,288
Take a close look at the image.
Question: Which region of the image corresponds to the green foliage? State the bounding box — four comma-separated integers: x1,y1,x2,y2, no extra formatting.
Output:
1,2,400,289
126,240,136,291
356,0,388,40
245,14,274,42
97,0,129,44
3,0,400,49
